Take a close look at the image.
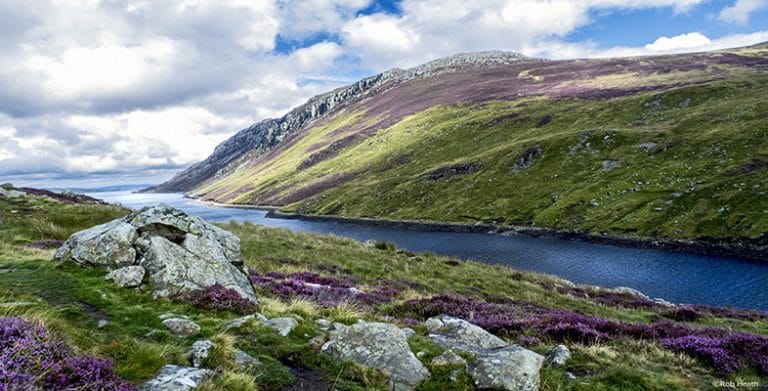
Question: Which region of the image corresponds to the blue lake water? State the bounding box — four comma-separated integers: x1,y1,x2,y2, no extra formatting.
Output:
90,191,768,311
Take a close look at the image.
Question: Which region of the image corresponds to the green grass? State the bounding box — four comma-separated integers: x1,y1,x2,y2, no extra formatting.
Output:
1,191,766,390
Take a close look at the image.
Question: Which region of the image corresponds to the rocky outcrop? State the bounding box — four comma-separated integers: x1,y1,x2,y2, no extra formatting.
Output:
190,340,214,368
141,365,213,391
322,321,430,391
54,204,256,302
262,317,298,337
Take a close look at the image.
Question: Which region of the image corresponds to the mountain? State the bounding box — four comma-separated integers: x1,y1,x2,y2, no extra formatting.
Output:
149,44,768,242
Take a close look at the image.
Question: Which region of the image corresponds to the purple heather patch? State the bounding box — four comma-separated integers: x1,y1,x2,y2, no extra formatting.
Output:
0,316,135,390
188,284,258,315
394,295,768,376
248,270,392,308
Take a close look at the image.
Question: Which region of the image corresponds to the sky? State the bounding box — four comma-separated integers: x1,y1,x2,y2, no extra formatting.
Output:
0,0,767,189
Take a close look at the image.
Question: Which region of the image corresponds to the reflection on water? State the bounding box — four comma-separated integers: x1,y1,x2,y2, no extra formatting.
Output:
90,191,768,311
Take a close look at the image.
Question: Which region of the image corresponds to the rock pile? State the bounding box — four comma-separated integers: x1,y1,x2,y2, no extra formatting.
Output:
54,204,257,302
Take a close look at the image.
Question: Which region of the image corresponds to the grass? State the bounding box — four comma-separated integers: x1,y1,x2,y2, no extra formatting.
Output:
1,189,767,390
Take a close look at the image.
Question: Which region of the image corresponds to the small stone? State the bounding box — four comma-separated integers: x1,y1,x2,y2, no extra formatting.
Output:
315,319,331,329
190,340,214,368
431,350,467,366
601,160,619,172
263,317,298,337
97,319,109,328
159,313,187,320
162,318,201,337
105,265,145,288
141,365,213,391
221,315,256,331
309,334,328,348
544,345,571,367
234,349,260,370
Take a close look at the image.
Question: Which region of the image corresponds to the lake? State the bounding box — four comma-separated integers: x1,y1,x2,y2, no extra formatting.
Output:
90,191,768,311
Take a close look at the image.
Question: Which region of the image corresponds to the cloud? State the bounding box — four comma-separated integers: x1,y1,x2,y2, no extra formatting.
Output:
644,32,712,51
1,0,767,187
719,0,768,24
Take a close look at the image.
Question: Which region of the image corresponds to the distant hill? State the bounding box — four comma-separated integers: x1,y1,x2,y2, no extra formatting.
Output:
149,44,768,243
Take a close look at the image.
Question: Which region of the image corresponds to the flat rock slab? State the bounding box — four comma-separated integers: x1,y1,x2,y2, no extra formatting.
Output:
322,321,429,391
426,315,507,354
468,346,543,391
163,318,201,337
141,365,213,391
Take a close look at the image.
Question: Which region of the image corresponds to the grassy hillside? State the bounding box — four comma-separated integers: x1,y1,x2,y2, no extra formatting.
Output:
191,46,768,243
2,190,768,390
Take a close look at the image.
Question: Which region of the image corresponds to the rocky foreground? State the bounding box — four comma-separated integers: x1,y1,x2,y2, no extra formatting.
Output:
1,189,767,390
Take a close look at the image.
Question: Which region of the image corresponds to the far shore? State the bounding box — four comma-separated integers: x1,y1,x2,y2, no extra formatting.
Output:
188,195,768,263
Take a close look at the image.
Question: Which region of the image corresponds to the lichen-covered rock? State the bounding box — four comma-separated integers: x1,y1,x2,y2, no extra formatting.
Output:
545,344,571,367
141,365,213,391
322,321,430,390
262,317,298,337
426,315,507,354
189,340,214,368
468,346,544,391
431,350,466,366
234,349,261,370
54,220,137,269
54,203,257,302
105,265,145,288
162,318,201,337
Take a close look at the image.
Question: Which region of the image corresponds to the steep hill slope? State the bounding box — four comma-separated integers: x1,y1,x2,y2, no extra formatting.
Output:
153,44,768,243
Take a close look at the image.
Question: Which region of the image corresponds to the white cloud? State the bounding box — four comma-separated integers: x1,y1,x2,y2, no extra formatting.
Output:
720,0,768,24
644,32,712,51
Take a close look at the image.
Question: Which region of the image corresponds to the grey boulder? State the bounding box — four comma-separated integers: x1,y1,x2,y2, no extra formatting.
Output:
105,265,145,288
55,220,137,269
468,346,544,391
54,203,257,303
426,315,507,354
322,321,430,390
141,365,213,391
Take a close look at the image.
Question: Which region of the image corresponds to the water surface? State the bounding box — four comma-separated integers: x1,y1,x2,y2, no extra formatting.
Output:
90,191,768,311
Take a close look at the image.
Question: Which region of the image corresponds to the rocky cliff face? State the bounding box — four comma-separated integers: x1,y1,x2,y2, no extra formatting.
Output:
145,51,534,193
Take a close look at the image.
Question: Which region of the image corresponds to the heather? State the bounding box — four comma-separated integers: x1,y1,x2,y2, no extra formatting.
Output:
0,316,135,390
249,270,393,308
393,294,768,376
188,284,258,315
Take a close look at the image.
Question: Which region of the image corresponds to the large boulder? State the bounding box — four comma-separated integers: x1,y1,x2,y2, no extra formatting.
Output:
468,346,544,391
322,321,430,391
426,315,507,354
54,204,256,302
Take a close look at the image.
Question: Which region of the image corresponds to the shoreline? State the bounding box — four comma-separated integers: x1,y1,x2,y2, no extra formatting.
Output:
193,198,767,263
